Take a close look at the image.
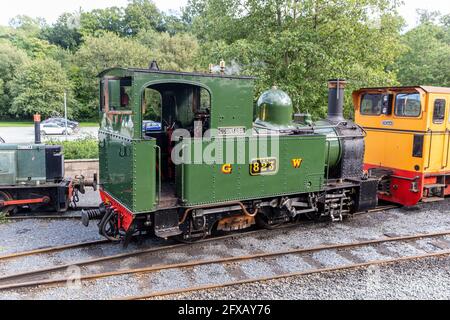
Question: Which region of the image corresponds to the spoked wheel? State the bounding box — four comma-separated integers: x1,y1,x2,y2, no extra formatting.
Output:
0,191,16,216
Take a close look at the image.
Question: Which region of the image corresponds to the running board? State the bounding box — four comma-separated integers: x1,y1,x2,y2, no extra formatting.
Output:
421,197,445,203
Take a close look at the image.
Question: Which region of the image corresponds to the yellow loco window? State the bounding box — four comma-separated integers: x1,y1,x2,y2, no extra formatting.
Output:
395,93,421,117
360,94,383,115
433,99,446,124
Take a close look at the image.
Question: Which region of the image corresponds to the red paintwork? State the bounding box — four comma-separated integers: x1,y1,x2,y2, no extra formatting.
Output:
0,196,50,207
99,189,134,231
364,164,423,206
364,164,450,206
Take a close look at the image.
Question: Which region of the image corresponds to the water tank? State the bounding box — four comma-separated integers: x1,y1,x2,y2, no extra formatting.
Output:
257,87,293,126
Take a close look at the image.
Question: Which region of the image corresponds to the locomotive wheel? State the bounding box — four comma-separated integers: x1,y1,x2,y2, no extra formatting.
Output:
255,207,283,230
0,191,16,216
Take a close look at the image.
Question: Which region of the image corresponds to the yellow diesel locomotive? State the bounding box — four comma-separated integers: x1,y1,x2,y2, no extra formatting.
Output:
354,86,450,206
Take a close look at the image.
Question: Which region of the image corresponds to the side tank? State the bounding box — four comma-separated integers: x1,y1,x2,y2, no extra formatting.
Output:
315,79,366,180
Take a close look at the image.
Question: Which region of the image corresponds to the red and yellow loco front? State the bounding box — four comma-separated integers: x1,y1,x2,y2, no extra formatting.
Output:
354,86,450,206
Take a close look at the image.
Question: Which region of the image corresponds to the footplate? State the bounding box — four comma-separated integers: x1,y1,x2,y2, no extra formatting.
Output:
153,210,182,238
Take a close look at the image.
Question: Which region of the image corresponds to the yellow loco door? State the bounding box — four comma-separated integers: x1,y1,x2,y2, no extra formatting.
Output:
354,86,450,206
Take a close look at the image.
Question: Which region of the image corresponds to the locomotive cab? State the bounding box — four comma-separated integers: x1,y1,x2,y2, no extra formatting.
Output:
354,86,450,206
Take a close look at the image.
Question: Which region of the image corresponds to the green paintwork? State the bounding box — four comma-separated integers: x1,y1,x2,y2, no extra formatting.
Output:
98,131,156,213
98,68,255,139
256,87,293,127
178,135,326,206
314,120,341,172
0,144,46,185
97,67,339,215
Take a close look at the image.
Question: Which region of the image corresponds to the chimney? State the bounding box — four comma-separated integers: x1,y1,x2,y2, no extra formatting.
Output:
327,79,347,122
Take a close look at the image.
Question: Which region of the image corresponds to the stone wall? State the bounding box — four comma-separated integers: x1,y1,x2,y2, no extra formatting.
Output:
64,159,99,179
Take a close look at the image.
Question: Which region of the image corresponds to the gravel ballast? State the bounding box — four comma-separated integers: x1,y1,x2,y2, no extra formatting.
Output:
0,199,449,299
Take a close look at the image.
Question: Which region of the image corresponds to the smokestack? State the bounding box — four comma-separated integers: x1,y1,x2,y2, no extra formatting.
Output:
327,79,347,122
34,114,41,144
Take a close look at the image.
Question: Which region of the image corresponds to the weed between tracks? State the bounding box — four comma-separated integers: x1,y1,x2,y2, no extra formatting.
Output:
0,213,8,224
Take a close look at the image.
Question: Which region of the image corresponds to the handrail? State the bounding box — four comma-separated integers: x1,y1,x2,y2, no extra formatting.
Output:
180,144,187,203
425,129,433,170
154,145,161,204
443,129,449,169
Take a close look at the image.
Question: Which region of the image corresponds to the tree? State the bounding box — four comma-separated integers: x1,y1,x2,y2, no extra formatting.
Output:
72,32,152,119
124,0,164,35
137,30,200,71
9,15,46,35
0,41,30,117
395,19,450,87
79,7,126,36
9,58,74,118
41,12,83,51
161,12,190,35
188,0,405,118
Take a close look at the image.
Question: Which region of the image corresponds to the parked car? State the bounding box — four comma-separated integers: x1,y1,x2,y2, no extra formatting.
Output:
142,120,162,133
42,118,79,131
40,122,74,135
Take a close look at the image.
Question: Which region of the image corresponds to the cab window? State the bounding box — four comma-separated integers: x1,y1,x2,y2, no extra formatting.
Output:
360,94,382,115
433,99,446,123
101,77,132,112
395,93,421,117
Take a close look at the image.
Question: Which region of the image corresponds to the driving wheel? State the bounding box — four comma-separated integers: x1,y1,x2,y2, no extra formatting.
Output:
0,191,16,216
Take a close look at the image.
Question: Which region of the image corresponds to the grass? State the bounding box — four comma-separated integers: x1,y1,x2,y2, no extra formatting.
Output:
0,213,7,224
79,122,99,127
0,121,98,127
47,138,99,160
0,121,33,127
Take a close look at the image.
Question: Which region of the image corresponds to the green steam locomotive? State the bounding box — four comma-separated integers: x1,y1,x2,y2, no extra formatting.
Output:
82,62,378,243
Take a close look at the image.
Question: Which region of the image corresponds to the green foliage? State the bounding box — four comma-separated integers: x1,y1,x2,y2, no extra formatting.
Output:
41,13,83,51
136,30,200,71
0,213,8,223
72,32,152,119
8,15,46,35
395,12,450,87
47,138,98,160
79,7,126,36
124,0,164,35
191,0,405,118
9,58,74,118
0,2,449,123
0,41,30,116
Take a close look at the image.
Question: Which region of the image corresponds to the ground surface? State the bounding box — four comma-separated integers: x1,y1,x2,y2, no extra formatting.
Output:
0,199,449,300
0,126,98,143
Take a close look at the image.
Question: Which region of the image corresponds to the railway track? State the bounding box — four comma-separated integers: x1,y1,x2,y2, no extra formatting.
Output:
0,223,310,289
119,230,450,300
0,239,109,261
4,204,399,221
124,247,450,300
0,205,398,272
4,206,98,220
0,203,405,297
1,227,449,299
0,203,398,263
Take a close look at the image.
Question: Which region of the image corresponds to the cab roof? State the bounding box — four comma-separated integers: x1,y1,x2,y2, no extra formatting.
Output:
97,67,256,80
355,86,450,94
